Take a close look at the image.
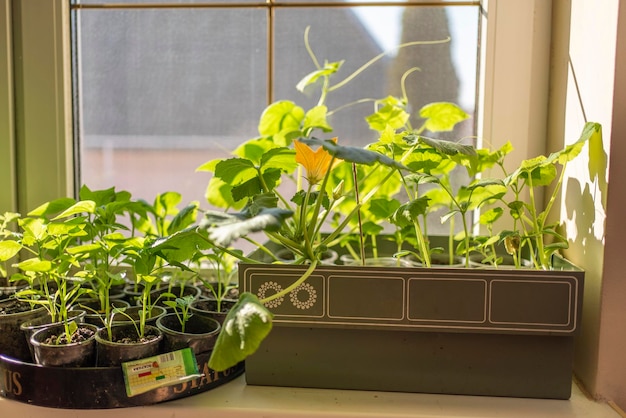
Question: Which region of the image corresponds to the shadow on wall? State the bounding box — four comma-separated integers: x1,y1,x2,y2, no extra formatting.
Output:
561,126,608,390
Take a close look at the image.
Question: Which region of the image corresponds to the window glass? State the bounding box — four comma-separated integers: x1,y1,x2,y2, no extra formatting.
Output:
74,8,267,202
72,2,479,219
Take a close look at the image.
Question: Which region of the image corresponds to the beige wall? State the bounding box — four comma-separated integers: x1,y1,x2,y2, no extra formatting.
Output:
552,0,626,409
596,0,626,409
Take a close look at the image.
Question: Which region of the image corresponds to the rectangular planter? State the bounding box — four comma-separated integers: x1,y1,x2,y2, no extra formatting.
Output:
238,239,584,399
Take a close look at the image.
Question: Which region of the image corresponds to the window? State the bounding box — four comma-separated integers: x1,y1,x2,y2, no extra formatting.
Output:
4,0,553,220
70,0,480,210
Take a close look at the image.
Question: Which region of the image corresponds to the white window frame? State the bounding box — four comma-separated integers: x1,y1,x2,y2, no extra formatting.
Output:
3,0,552,214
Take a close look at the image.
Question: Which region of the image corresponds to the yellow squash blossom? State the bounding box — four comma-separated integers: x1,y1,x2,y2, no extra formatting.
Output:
294,137,339,185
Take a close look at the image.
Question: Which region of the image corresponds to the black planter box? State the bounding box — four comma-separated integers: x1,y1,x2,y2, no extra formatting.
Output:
239,238,584,399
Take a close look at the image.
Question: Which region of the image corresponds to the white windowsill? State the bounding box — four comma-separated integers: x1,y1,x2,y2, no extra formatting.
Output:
0,375,621,418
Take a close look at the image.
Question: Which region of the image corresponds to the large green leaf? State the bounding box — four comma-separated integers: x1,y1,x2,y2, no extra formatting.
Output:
258,101,304,137
367,198,401,219
418,136,477,157
151,227,212,264
208,292,274,372
404,148,447,174
299,137,407,170
260,147,297,174
231,168,282,202
366,102,410,132
508,157,557,187
214,158,258,186
28,197,76,217
200,208,293,247
419,102,470,132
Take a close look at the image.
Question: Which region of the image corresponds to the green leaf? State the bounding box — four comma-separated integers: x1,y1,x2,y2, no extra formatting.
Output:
67,242,102,255
155,192,182,217
585,122,606,183
208,292,274,372
152,228,212,264
391,197,430,227
404,148,446,174
479,207,504,225
205,177,232,209
168,203,199,234
419,102,470,132
303,105,332,133
47,221,86,238
296,61,342,92
52,200,97,220
366,102,409,132
367,198,401,219
419,136,477,157
195,158,220,173
16,257,52,272
260,147,297,174
0,240,22,262
200,208,293,247
214,158,258,186
28,197,76,217
233,138,282,162
231,168,282,202
258,101,304,138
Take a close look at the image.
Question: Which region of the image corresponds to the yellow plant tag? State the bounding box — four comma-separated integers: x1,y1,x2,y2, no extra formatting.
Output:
122,348,202,397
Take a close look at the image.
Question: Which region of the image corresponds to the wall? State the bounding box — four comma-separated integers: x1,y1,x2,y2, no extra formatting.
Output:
551,0,626,409
595,0,626,410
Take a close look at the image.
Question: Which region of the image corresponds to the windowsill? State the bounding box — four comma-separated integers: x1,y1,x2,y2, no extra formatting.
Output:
0,375,620,418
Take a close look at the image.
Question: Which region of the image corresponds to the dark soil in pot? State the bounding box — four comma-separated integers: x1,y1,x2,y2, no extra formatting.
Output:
95,324,163,367
156,313,220,355
30,323,98,367
0,299,49,361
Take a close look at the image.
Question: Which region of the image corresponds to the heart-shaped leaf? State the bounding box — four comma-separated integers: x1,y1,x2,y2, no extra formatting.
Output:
208,292,274,372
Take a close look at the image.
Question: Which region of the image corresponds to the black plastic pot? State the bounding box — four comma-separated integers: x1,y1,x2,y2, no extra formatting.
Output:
30,322,98,367
20,309,87,362
95,324,163,367
189,297,237,325
73,299,132,326
156,313,220,355
0,300,48,362
0,277,28,300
